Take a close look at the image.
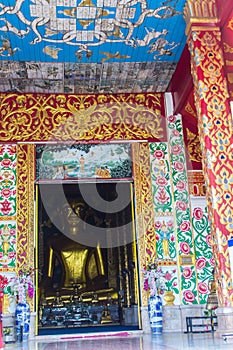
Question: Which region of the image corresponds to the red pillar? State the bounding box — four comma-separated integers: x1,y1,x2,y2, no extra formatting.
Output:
184,0,233,307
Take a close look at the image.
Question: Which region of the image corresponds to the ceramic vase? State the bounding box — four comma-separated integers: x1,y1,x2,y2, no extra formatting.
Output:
148,295,163,334
15,296,30,342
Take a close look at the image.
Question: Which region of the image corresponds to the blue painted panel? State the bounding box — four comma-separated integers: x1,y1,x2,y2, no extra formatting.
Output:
0,0,187,64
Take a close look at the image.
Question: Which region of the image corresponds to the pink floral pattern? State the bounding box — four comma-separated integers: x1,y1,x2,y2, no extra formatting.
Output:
180,242,191,254
196,257,207,270
198,282,209,294
183,290,195,302
167,114,197,304
150,115,212,306
192,205,213,303
182,267,192,279
179,220,191,232
193,207,204,220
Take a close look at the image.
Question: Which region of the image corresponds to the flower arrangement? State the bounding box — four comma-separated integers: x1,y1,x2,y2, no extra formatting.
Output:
5,266,34,303
0,275,9,291
142,259,166,297
163,270,179,293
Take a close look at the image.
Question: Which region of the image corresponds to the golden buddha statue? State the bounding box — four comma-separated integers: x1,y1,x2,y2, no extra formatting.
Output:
206,279,218,314
40,199,107,298
100,305,113,324
206,268,218,315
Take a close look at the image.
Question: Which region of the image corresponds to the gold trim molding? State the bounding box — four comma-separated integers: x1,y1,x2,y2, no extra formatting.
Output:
17,144,35,272
132,143,155,307
184,0,217,20
184,0,218,36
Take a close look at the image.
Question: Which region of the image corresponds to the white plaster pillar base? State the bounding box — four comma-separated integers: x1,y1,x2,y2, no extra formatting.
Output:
180,304,206,332
162,306,182,332
3,312,36,340
215,307,233,337
140,306,151,333
29,312,36,339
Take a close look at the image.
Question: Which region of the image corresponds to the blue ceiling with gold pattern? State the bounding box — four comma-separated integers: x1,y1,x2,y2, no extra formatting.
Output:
0,0,187,94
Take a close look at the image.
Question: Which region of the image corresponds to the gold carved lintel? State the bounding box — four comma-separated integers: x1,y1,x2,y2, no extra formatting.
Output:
0,93,165,142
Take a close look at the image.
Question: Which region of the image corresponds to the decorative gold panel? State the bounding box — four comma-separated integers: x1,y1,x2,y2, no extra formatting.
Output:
12,93,164,312
132,142,155,307
0,93,165,142
17,145,35,272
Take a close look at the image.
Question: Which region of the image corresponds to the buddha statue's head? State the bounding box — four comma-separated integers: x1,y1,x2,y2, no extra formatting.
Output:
60,199,87,235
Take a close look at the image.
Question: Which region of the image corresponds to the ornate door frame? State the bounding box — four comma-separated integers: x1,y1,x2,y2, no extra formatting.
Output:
2,93,165,314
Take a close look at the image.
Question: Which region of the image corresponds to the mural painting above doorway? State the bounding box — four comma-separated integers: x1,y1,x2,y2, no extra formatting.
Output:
36,143,132,181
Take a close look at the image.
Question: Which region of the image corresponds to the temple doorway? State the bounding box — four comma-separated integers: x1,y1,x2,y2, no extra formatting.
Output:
36,182,141,335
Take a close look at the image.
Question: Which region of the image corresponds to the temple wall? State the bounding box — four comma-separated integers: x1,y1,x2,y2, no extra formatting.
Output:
0,92,212,334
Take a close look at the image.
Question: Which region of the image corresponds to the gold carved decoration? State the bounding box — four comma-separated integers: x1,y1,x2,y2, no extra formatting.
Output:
0,216,16,221
17,144,35,309
224,42,233,54
226,61,233,68
17,145,35,275
13,94,163,311
188,22,233,305
0,93,164,142
185,102,197,118
188,171,206,197
184,0,218,36
184,0,217,20
228,18,233,31
186,128,202,163
132,143,155,307
227,73,233,83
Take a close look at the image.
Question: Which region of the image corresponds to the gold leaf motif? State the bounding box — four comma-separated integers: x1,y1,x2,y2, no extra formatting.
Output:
186,128,202,162
185,102,197,118
17,144,35,309
0,93,164,142
224,42,233,54
133,143,155,307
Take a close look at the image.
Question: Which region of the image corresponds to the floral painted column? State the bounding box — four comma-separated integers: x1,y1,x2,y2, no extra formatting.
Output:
184,0,233,315
0,145,17,273
167,115,198,305
150,142,180,304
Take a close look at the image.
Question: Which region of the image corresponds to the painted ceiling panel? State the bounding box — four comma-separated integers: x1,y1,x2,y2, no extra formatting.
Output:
0,0,187,94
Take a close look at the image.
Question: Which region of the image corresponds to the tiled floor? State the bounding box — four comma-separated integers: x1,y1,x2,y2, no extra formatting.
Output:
2,332,233,350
